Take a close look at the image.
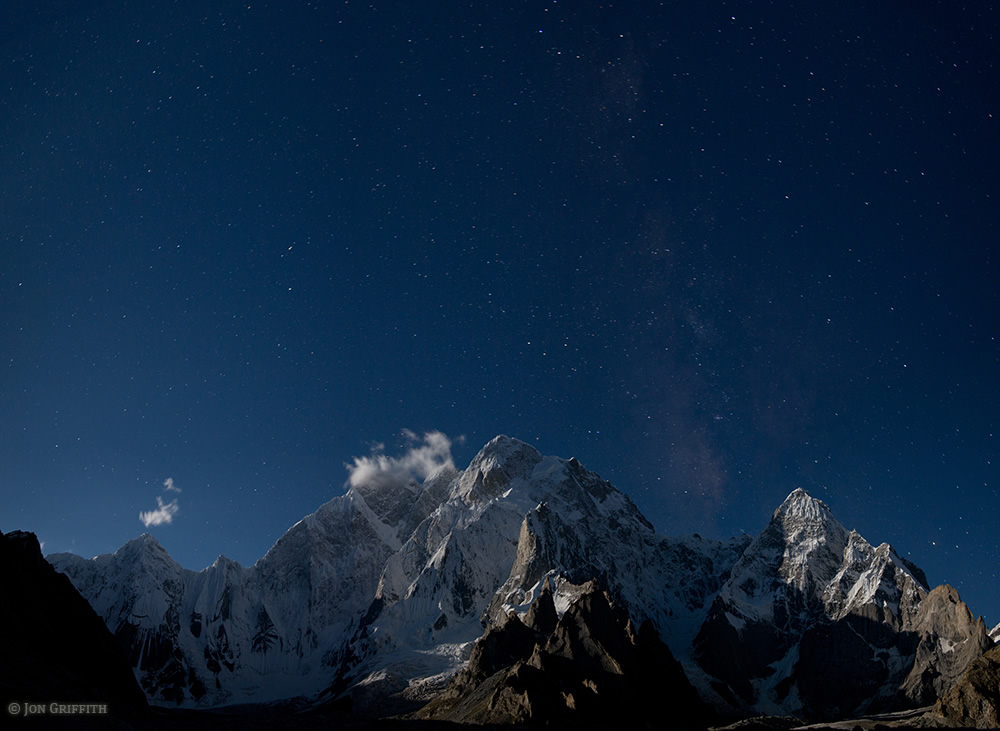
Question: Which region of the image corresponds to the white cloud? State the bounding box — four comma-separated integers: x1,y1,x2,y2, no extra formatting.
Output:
163,477,181,493
346,430,459,489
139,496,180,527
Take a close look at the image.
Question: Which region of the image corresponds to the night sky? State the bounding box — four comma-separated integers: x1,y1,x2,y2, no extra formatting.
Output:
2,2,998,621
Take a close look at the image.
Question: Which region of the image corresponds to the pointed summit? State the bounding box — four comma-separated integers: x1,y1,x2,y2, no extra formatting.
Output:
700,489,850,628
524,579,558,635
773,488,838,524
454,435,543,504
471,435,541,471
764,489,849,596
116,532,170,560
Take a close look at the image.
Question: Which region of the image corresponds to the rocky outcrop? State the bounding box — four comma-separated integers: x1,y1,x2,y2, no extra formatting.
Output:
933,644,1000,728
791,582,993,718
485,479,751,653
417,580,708,728
901,584,994,706
0,529,148,722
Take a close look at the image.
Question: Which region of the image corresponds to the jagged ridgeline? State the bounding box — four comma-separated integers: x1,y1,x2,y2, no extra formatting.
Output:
44,436,995,723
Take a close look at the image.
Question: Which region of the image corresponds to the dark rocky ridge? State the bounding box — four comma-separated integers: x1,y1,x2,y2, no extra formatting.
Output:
416,579,709,729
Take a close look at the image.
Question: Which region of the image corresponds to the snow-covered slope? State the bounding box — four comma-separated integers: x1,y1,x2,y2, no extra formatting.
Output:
49,463,445,706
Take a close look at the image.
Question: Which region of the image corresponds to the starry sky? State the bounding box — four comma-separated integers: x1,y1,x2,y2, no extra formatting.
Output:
2,2,997,620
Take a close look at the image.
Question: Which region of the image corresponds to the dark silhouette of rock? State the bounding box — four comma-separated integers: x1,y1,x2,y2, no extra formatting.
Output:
794,610,918,718
461,607,541,687
417,579,708,728
0,529,148,725
523,578,558,635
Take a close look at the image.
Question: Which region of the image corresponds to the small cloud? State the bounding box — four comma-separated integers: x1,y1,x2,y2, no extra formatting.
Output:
163,477,181,493
140,496,180,527
346,430,458,490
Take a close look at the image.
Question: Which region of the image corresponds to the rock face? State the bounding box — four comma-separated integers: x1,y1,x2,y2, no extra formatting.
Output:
901,584,994,706
417,580,707,728
934,644,1000,728
0,529,148,722
482,455,752,651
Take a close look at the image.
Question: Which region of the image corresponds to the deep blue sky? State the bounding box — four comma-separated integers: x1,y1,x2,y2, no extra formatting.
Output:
2,2,997,621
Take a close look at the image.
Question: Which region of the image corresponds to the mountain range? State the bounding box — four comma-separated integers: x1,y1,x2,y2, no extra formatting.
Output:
44,435,995,723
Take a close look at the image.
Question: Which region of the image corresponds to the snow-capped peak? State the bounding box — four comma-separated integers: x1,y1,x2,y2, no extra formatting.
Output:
124,532,164,550
451,435,543,505
772,487,838,525
755,488,850,597
109,532,178,570
210,554,243,570
467,435,541,478
478,434,537,459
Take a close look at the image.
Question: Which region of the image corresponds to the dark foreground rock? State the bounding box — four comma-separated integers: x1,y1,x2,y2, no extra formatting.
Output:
0,529,149,727
416,579,708,729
